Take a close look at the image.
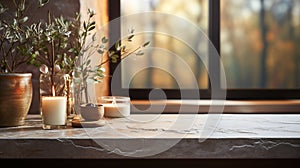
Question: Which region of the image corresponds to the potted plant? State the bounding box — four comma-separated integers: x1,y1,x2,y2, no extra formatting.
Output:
25,8,95,118
27,7,150,118
0,0,48,127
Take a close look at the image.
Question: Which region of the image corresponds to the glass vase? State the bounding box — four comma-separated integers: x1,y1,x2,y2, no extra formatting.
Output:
72,68,97,117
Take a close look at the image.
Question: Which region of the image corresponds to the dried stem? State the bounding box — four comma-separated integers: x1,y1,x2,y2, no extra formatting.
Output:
48,10,55,96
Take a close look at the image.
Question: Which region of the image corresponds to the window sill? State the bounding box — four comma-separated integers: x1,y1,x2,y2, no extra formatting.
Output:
131,99,300,114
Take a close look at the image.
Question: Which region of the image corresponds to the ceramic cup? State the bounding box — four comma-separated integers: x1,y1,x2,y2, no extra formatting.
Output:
80,104,104,121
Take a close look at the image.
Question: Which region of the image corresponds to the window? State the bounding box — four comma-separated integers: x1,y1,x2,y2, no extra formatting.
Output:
108,0,300,100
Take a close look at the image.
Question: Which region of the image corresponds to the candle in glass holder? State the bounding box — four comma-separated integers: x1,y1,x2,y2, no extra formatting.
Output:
99,96,130,118
41,96,67,129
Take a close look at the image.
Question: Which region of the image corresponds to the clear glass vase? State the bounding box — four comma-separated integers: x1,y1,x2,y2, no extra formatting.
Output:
72,68,97,117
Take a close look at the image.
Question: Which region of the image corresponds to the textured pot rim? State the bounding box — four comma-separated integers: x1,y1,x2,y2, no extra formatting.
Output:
0,73,32,77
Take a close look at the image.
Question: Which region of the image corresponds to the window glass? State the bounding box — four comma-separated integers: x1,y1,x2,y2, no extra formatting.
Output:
120,0,209,89
221,0,300,89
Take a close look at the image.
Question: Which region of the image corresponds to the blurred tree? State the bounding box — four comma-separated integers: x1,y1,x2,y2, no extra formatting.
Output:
260,0,268,88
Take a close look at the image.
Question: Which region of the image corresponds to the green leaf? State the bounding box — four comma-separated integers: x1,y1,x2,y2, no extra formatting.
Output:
129,28,135,34
121,46,126,53
90,21,96,26
128,34,134,40
13,19,17,26
102,36,109,43
88,25,95,31
86,59,91,66
39,0,49,7
143,41,150,47
88,8,95,17
115,41,121,50
92,33,97,41
136,50,144,56
97,48,104,54
111,57,117,63
19,16,29,24
83,21,87,30
0,7,8,14
111,54,119,60
109,50,115,56
19,0,25,11
81,32,87,38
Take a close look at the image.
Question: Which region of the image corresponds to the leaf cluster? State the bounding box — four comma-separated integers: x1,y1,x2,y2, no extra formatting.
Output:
25,12,75,75
76,26,151,83
0,0,48,73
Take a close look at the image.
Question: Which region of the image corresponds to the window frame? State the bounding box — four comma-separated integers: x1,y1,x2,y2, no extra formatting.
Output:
108,0,300,100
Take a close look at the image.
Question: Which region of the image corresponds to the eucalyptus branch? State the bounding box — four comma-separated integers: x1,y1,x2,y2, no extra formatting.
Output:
99,41,150,67
4,43,16,72
12,0,19,10
0,0,48,73
3,58,12,72
0,43,4,60
80,17,91,50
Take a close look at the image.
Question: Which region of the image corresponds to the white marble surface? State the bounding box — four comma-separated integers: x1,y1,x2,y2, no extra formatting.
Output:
1,114,300,158
1,114,300,139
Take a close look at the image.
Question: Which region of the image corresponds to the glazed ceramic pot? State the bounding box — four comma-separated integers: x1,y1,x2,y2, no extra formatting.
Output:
0,73,32,127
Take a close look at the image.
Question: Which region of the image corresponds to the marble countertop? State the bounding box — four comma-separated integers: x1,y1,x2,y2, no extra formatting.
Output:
1,114,300,158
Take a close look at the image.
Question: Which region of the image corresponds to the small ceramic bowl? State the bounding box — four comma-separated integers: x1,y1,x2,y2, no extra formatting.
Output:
80,104,104,121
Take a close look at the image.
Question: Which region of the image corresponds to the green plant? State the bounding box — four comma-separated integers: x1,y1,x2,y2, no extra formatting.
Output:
28,8,103,76
76,16,151,83
27,6,150,98
27,12,75,75
73,9,151,103
0,0,48,73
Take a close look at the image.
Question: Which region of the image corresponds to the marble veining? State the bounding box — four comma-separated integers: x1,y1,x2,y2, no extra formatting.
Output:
229,140,300,151
0,114,300,158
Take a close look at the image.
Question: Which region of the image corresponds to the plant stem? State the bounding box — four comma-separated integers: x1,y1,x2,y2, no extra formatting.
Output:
48,10,55,96
99,46,142,67
4,44,14,72
84,81,89,103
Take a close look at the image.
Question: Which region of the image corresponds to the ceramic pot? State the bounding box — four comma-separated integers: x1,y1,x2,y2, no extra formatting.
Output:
80,104,104,121
0,73,32,127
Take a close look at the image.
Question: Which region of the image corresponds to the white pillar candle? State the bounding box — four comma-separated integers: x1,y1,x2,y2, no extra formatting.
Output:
41,96,67,128
99,96,130,118
103,103,130,118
